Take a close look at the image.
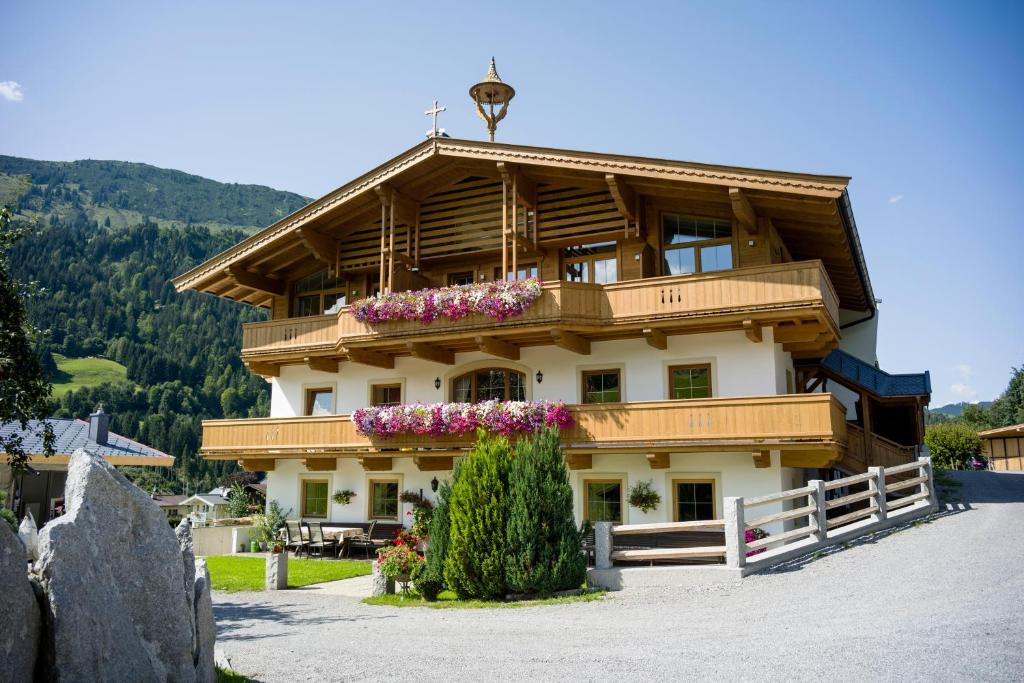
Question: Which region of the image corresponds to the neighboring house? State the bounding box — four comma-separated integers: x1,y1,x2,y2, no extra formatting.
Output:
0,408,174,525
180,493,230,527
153,494,189,523
172,69,929,529
978,424,1024,471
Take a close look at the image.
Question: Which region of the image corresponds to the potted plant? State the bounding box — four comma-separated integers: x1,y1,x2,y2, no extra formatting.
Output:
628,480,661,514
332,489,356,506
375,538,423,592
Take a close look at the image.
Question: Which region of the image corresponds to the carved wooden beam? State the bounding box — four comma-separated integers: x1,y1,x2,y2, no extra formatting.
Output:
407,342,455,365
296,227,337,265
780,450,837,469
227,265,285,296
743,319,763,343
729,187,758,234
496,162,537,209
304,458,337,471
305,356,338,373
246,362,280,378
643,328,667,350
606,174,637,223
413,456,455,472
550,329,590,355
359,457,393,472
374,184,419,226
646,452,670,469
564,453,592,470
239,458,276,472
772,322,822,344
474,335,520,361
752,450,771,469
343,347,394,369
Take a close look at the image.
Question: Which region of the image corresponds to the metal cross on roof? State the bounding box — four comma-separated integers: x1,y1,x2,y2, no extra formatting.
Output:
425,99,446,138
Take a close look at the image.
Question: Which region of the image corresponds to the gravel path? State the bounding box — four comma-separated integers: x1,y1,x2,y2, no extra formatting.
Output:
214,471,1024,682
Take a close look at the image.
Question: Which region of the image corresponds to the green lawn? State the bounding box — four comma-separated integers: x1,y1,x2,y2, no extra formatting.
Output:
51,354,127,397
363,589,605,609
206,555,372,592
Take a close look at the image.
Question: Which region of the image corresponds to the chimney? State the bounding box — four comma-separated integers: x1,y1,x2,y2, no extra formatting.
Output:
88,405,110,446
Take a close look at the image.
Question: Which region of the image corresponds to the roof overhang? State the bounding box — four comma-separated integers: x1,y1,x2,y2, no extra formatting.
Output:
978,424,1024,439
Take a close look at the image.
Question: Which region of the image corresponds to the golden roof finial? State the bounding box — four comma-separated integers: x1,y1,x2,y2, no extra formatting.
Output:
469,57,515,142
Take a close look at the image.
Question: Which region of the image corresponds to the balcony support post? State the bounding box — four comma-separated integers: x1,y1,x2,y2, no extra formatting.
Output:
743,319,763,343
642,327,667,350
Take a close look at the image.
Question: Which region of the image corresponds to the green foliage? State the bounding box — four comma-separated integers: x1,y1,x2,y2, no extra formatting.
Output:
250,499,290,547
376,542,422,579
505,427,586,595
331,489,355,505
411,561,443,601
444,430,511,600
628,479,662,513
118,466,179,495
422,461,459,592
0,491,17,531
925,423,982,469
0,201,55,473
205,555,370,592
50,354,127,398
363,589,604,609
226,482,252,518
990,365,1024,427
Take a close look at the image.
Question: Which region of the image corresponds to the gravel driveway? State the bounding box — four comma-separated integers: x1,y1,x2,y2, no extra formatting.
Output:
214,471,1024,682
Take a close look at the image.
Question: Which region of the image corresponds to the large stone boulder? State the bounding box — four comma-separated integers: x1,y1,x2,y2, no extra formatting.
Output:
176,519,197,655
35,449,197,682
0,521,40,683
193,558,216,683
18,511,39,562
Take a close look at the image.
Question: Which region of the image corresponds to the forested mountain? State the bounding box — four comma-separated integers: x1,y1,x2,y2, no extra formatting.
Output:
3,156,312,493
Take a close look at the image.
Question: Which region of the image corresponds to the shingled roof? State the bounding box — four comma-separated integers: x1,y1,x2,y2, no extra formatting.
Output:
0,418,174,467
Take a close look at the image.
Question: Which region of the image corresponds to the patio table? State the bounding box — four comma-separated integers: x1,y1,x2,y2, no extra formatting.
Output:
322,527,363,542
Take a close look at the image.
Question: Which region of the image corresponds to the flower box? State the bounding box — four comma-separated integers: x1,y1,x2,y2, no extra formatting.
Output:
350,278,543,325
353,400,574,438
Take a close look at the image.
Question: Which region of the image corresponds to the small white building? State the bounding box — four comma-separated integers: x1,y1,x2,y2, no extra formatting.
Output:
180,493,230,527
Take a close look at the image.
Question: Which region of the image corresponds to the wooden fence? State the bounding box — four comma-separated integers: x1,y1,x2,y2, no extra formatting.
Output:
593,457,938,574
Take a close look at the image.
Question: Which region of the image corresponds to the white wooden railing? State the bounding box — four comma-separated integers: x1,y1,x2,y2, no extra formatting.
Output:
593,457,939,573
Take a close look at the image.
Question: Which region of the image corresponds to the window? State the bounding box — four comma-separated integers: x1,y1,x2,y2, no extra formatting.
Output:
494,264,538,281
451,368,526,403
447,271,475,286
668,365,712,400
672,479,716,522
581,369,622,404
584,479,623,523
369,480,399,520
661,214,733,275
293,270,347,317
304,387,334,416
302,479,329,518
563,242,617,284
371,383,402,407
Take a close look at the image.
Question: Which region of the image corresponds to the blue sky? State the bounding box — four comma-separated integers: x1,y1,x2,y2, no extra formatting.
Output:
3,1,1022,406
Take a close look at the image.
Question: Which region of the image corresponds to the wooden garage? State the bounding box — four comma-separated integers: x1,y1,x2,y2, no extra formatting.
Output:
979,424,1024,471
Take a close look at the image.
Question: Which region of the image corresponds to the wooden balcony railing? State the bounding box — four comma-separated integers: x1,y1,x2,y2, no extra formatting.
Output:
200,393,849,467
240,260,840,362
845,423,917,471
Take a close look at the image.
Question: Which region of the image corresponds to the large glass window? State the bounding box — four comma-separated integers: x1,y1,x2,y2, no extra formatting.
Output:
451,368,526,403
293,270,347,317
301,479,329,518
447,271,475,286
304,387,334,416
369,480,399,520
584,479,623,523
582,369,622,404
668,365,712,400
661,215,733,275
673,480,716,521
563,242,617,284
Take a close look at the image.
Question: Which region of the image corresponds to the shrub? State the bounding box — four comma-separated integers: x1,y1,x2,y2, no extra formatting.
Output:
628,479,661,514
505,427,586,595
422,461,459,590
376,540,422,579
226,482,251,518
411,561,443,601
251,499,290,548
444,430,511,600
925,423,982,470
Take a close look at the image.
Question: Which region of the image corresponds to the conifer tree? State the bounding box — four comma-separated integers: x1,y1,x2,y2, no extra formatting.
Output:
421,459,459,590
443,430,510,600
506,426,586,595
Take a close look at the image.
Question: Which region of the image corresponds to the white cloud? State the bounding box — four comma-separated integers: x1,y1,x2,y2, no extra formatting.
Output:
949,364,977,401
887,194,904,204
0,81,24,102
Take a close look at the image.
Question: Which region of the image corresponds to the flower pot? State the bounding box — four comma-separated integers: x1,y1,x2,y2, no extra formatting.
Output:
249,540,260,553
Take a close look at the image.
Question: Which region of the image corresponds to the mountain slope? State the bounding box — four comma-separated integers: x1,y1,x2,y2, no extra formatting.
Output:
0,155,311,233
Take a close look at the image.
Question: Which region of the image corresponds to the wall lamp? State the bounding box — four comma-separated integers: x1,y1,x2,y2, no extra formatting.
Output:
536,370,543,384
430,477,439,493
434,377,442,390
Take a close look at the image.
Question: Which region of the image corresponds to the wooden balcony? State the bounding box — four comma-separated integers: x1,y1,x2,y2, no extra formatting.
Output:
240,260,841,370
843,423,917,471
200,393,850,471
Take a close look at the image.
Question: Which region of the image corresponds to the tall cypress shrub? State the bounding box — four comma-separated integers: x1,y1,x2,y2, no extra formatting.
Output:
423,460,459,583
506,426,586,595
443,430,510,600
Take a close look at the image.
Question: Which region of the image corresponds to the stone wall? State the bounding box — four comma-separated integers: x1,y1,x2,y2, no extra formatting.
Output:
1,449,216,682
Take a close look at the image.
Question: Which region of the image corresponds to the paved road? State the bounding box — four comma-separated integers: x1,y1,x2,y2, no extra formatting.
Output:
214,471,1024,682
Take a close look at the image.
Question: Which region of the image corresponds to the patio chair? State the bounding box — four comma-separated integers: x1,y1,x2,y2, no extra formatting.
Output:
346,520,378,559
284,520,309,558
580,520,596,566
307,522,337,559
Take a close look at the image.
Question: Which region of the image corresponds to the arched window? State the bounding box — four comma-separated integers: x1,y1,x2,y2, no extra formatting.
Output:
451,367,526,403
